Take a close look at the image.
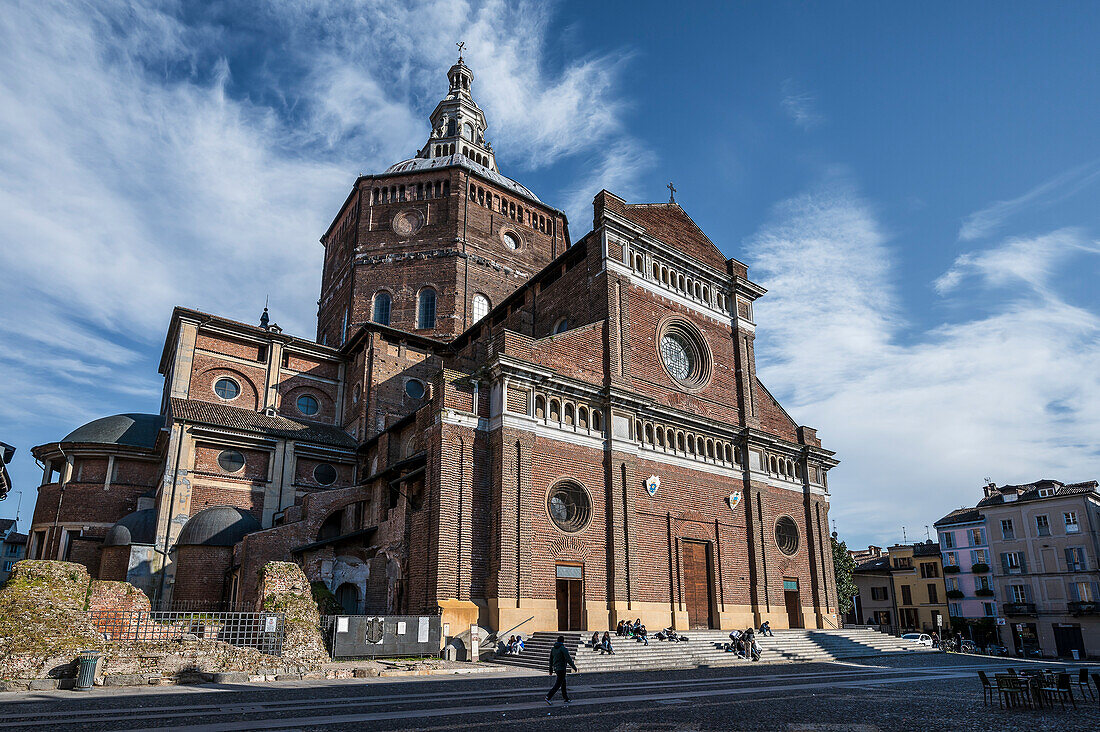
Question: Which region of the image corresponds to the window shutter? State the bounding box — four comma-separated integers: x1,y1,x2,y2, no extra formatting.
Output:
1069,583,1079,601
1019,554,1027,573
1000,553,1010,573
1065,548,1074,570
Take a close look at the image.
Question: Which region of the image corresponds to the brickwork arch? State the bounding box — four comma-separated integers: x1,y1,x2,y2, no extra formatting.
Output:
549,535,591,562
197,366,260,410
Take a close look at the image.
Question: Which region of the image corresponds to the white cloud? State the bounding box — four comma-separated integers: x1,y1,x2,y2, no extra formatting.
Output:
780,78,823,130
936,228,1099,296
747,181,1100,548
958,161,1100,242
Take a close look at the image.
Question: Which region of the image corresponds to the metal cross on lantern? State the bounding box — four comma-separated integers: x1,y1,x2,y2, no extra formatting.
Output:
667,182,676,203
456,41,466,61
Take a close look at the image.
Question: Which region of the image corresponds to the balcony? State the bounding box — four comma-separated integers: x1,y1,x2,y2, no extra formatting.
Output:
971,563,990,573
1003,602,1037,616
943,565,961,574
975,588,995,597
1068,601,1099,616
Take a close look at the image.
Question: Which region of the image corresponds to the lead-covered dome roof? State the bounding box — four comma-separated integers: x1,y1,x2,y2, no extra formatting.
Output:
62,413,162,449
176,505,262,547
383,154,542,203
103,508,157,547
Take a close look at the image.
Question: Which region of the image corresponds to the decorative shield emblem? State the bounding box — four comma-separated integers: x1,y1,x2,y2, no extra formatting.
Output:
364,617,384,644
645,476,661,496
727,491,742,510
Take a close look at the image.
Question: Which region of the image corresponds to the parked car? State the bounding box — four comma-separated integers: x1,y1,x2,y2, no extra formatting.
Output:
984,644,1009,656
902,633,933,647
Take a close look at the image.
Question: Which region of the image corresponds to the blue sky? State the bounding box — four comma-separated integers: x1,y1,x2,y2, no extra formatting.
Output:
2,1,1099,549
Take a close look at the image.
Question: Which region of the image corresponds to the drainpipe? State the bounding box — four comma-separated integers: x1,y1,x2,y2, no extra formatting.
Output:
156,426,186,603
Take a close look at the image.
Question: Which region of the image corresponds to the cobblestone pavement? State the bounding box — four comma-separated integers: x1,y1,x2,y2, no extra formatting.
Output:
0,653,1097,730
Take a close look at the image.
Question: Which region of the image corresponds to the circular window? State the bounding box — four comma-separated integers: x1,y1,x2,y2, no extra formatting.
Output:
657,320,711,390
214,378,240,401
392,209,425,236
775,516,800,555
502,231,521,250
217,449,245,473
405,380,425,399
296,394,319,416
314,463,338,486
547,481,591,533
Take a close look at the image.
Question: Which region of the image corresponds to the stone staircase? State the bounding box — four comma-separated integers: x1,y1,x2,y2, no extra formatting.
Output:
490,628,937,673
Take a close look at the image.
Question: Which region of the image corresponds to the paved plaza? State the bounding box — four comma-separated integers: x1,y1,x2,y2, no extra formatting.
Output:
0,654,1097,731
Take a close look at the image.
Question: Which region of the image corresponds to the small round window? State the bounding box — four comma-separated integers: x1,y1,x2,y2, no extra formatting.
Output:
775,516,800,555
405,380,425,399
314,463,338,486
217,449,245,473
502,231,520,250
214,378,240,400
547,481,591,533
296,394,319,416
657,320,711,390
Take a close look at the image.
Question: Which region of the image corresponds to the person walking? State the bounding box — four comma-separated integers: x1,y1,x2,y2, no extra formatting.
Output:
546,635,577,705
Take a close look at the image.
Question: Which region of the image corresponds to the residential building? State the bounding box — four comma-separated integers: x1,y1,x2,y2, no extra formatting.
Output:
935,506,997,642
979,479,1100,659
0,519,26,586
888,541,949,634
848,545,884,563
849,555,895,630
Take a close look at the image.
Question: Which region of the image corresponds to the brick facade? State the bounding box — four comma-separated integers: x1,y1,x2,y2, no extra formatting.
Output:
27,58,839,632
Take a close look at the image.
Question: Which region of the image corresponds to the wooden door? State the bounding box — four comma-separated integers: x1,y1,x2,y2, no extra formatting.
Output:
683,542,712,629
556,579,584,630
784,589,804,629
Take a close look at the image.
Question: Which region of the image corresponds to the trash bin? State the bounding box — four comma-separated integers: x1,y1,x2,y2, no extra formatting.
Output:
74,649,100,691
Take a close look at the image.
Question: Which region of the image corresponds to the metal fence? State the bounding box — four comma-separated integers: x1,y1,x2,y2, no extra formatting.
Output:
322,614,441,658
89,610,285,656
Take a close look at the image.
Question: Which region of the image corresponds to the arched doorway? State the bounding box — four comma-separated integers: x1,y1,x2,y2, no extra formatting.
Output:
335,582,360,615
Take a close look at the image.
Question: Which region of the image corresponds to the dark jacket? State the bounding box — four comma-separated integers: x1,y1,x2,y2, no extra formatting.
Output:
549,641,577,673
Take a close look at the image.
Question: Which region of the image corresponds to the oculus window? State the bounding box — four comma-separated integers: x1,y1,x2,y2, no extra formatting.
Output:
313,463,338,486
657,320,711,390
775,516,800,555
214,378,240,401
217,449,246,473
296,394,319,416
405,380,426,399
547,481,591,533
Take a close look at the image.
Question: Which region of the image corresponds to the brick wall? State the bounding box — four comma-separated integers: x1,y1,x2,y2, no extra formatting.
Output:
172,545,233,604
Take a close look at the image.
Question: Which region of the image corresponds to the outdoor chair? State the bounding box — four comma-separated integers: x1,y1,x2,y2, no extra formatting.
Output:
995,674,1031,709
977,670,994,705
1091,674,1100,707
1039,673,1075,710
1075,668,1094,700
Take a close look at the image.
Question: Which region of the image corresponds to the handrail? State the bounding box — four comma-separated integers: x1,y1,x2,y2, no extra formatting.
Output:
820,613,840,630
485,616,535,646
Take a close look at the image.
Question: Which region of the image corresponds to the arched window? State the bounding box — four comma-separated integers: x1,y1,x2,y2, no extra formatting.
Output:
687,434,695,454
462,122,474,140
553,318,570,334
652,263,660,280
634,254,644,272
472,293,490,323
678,274,686,291
724,444,732,462
549,399,561,422
372,291,391,326
564,403,575,426
770,456,778,473
666,428,675,447
535,395,546,419
677,433,686,451
644,424,654,444
591,410,602,432
578,407,589,429
417,288,437,329
697,437,705,454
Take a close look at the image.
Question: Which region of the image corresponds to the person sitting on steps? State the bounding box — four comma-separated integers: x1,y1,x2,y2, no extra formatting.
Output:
636,624,649,645
590,631,600,651
758,620,773,637
601,631,615,654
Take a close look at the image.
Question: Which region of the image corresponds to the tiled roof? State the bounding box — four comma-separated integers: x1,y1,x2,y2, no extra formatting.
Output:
6,533,26,544
934,507,983,527
854,556,891,573
0,519,14,535
977,479,1098,507
169,398,356,449
913,542,942,557
605,198,729,271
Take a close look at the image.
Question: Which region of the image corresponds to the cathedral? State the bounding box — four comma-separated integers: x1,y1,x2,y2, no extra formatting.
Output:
26,56,839,634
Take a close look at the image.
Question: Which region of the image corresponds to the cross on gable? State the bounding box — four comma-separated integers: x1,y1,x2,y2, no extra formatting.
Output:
667,182,676,203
